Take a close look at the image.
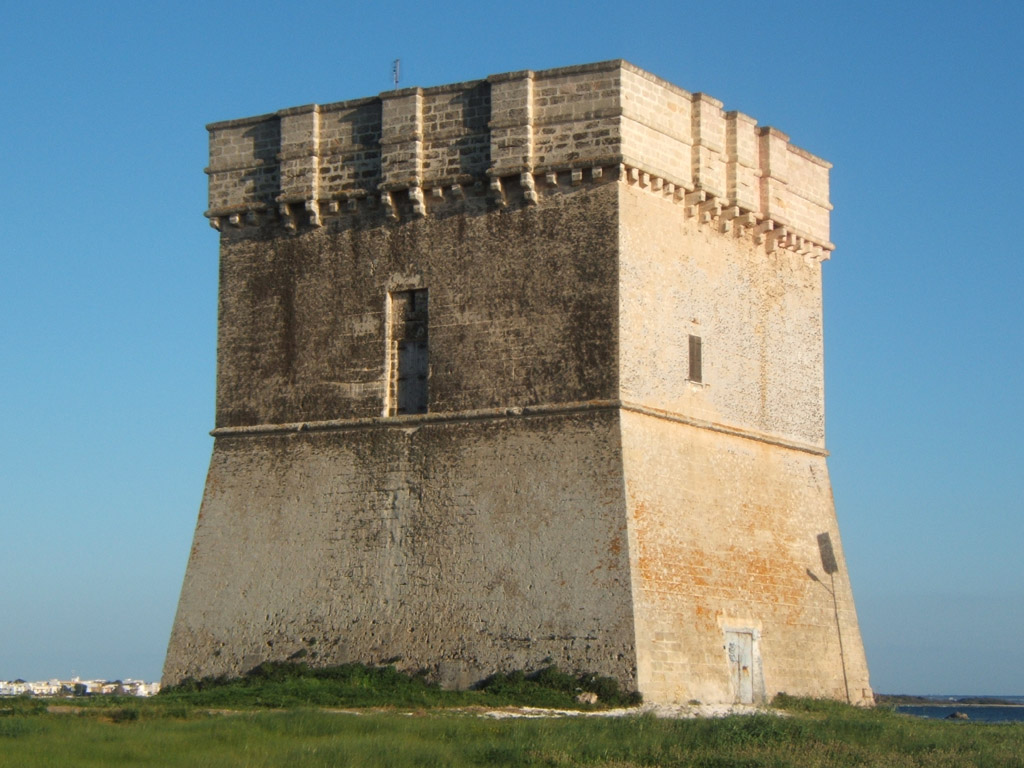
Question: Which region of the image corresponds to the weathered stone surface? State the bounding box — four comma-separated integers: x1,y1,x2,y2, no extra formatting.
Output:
213,185,619,428
165,60,872,706
166,412,636,688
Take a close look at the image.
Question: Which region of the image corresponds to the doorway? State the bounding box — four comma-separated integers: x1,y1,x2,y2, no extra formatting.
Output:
724,629,762,704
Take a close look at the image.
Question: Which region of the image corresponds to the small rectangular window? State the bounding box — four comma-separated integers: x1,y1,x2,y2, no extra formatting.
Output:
688,334,702,383
387,289,428,415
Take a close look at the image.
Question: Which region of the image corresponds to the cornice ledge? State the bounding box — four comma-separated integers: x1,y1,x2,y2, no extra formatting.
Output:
618,400,828,456
209,398,827,456
210,400,624,437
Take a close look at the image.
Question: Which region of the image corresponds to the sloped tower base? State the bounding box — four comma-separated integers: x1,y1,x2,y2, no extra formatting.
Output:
621,411,871,704
166,411,640,691
166,407,871,704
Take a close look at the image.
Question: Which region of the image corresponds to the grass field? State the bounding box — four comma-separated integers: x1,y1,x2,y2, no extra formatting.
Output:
2,667,1022,767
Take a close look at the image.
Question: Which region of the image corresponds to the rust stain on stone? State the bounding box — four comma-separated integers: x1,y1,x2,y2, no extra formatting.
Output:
607,534,622,558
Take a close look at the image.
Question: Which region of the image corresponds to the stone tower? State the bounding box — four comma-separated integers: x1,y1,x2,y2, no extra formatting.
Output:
164,61,872,705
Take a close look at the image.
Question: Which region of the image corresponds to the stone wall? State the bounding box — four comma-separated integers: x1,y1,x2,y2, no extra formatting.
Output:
618,181,826,449
621,411,872,705
164,411,637,689
213,182,619,428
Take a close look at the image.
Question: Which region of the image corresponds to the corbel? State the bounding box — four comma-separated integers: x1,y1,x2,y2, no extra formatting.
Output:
684,190,706,217
430,187,444,199
305,199,322,227
409,186,426,217
245,210,260,227
628,167,640,185
765,225,788,253
733,211,756,237
450,183,466,200
521,172,538,204
781,232,802,253
228,213,242,228
650,176,663,193
489,176,507,208
381,191,399,221
753,219,774,245
572,168,584,186
719,206,740,233
278,203,297,232
208,217,222,231
545,171,559,187
279,203,297,232
591,166,603,181
698,198,721,224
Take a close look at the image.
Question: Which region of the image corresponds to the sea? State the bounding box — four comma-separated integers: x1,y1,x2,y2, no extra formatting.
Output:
895,695,1024,724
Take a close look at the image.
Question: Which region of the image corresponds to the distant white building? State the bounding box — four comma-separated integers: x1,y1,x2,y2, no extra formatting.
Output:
0,677,160,697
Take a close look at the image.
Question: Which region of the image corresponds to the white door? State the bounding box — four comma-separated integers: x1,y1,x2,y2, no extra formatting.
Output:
726,630,754,704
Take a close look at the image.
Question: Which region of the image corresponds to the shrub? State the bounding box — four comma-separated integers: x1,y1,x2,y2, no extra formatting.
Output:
476,665,641,708
109,707,140,723
160,661,641,710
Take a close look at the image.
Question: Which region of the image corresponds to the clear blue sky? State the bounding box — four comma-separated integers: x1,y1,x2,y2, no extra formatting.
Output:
2,0,1021,695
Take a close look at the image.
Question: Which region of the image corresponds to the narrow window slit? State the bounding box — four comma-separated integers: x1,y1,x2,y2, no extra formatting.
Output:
387,289,428,415
688,334,702,383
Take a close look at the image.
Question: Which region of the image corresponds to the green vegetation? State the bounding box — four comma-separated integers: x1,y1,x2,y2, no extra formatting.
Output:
1,672,1022,767
159,661,640,710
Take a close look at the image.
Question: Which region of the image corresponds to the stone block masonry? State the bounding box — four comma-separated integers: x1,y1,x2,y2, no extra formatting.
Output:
166,61,872,706
205,61,832,259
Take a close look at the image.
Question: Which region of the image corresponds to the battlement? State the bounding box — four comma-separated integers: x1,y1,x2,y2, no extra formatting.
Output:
206,60,833,257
